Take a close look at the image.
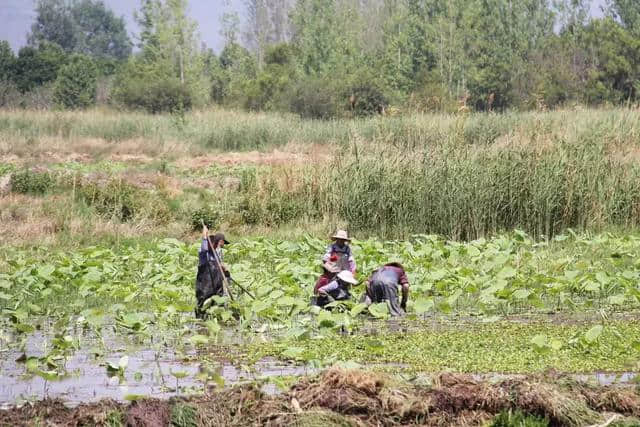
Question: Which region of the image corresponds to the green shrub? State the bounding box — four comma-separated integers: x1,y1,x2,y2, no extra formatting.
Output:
13,42,66,93
345,81,388,117
105,409,124,427
10,169,54,195
77,179,172,223
190,205,220,231
288,76,340,119
0,162,15,177
114,73,192,114
170,403,197,427
463,114,516,145
0,79,20,108
53,54,98,109
238,176,313,226
490,409,549,427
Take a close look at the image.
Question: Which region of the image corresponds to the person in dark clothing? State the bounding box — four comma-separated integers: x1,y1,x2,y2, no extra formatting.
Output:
315,270,358,308
195,226,230,319
364,262,410,317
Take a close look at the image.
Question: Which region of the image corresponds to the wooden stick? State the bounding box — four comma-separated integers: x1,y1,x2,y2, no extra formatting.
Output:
229,277,255,299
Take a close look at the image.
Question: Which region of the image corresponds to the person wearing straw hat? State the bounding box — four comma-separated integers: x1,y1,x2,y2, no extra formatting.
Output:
363,262,410,317
322,230,356,273
316,270,359,308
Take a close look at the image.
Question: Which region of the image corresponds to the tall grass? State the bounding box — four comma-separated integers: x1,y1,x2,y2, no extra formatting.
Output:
229,108,640,238
2,107,640,239
312,144,640,239
1,107,638,154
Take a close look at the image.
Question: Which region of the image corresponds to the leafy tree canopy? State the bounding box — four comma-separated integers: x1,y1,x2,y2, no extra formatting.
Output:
28,0,132,61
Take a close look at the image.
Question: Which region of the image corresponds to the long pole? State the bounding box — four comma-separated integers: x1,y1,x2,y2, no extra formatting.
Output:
229,277,255,300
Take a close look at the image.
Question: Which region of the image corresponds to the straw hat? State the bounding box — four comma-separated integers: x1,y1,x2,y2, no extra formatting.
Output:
332,230,351,241
323,261,340,273
337,270,358,285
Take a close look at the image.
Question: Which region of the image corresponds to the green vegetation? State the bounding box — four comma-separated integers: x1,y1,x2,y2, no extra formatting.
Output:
2,231,640,374
105,410,125,427
3,0,640,421
28,0,131,61
9,168,54,195
2,1,640,113
491,410,549,427
170,403,198,427
2,107,640,242
53,54,98,109
257,321,640,373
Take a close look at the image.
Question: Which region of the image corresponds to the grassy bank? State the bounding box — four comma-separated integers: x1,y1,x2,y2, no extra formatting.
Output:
2,107,640,242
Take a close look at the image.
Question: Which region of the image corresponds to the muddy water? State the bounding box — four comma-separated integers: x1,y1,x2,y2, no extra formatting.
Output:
0,348,312,409
2,320,639,409
0,350,313,408
0,324,311,409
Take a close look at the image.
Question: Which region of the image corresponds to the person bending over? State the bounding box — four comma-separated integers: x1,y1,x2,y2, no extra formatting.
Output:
364,262,409,317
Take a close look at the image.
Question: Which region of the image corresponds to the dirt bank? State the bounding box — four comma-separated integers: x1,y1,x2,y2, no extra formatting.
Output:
1,368,639,426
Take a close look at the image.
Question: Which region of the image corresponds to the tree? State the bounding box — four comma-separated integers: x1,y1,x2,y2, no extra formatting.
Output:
463,0,553,111
243,0,272,66
53,53,98,108
0,41,16,82
216,41,258,106
28,0,77,53
28,0,132,61
243,0,295,67
582,17,640,103
464,0,515,110
70,0,132,60
13,42,66,92
607,0,640,36
243,43,297,110
290,0,364,75
379,0,435,94
114,0,208,111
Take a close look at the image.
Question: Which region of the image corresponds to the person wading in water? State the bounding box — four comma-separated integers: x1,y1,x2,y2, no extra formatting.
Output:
363,262,410,317
316,270,358,308
311,260,340,305
195,225,230,318
322,230,356,273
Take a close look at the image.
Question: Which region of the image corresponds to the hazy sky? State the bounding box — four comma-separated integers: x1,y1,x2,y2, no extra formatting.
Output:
1,0,607,54
0,0,244,53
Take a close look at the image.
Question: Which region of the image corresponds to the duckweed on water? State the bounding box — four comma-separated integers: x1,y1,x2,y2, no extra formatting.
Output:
256,321,640,373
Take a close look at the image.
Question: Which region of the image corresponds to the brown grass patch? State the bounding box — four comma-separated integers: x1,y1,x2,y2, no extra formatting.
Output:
0,399,121,427
0,135,191,163
126,399,171,427
176,144,332,170
575,385,640,417
291,369,605,426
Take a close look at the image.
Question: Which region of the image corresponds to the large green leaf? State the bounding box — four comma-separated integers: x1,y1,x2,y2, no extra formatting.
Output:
584,325,603,344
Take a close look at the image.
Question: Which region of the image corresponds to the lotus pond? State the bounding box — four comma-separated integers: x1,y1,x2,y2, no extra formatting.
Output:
1,231,640,407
